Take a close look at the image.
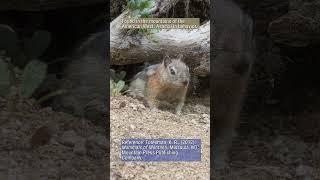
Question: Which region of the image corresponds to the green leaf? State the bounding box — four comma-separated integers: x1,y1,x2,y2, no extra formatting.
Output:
149,0,156,7
140,1,151,10
132,10,140,17
24,30,51,59
140,12,150,18
0,24,19,57
127,0,136,10
19,60,47,98
116,80,125,92
110,80,114,90
110,69,116,81
117,71,126,80
0,58,11,96
110,80,116,96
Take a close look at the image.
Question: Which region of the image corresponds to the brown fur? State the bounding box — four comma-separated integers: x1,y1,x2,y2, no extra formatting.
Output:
128,55,190,114
146,63,188,109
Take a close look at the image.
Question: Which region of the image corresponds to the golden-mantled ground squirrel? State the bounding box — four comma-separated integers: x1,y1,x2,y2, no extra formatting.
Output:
128,54,190,115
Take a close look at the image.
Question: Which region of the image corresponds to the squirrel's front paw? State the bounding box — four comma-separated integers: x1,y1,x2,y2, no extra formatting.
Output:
175,110,181,115
175,105,183,115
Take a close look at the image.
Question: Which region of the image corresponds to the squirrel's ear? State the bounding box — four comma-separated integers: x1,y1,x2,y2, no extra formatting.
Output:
163,54,171,67
176,54,183,61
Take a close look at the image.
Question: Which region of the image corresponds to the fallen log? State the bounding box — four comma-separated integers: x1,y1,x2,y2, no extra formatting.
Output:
110,11,210,76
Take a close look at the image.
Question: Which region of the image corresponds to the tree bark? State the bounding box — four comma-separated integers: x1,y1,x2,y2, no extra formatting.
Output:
110,11,210,76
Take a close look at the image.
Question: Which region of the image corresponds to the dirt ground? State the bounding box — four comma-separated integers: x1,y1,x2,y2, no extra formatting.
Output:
214,110,320,180
0,97,108,179
110,94,320,180
110,95,210,180
1,93,319,180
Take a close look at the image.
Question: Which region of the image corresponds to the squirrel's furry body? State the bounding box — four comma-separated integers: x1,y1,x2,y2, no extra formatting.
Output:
212,0,255,170
128,55,190,114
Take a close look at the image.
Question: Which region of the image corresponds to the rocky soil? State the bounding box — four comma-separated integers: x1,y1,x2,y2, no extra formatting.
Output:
0,97,108,179
215,110,320,180
1,92,319,180
110,95,210,180
109,94,320,180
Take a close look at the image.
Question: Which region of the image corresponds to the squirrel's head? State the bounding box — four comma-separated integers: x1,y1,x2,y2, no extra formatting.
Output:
162,54,190,86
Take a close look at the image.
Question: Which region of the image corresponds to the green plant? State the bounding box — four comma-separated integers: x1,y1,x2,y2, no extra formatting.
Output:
0,24,51,111
110,69,128,96
110,80,126,97
127,0,156,18
19,60,47,98
0,24,51,67
0,25,18,57
126,0,160,39
110,69,126,82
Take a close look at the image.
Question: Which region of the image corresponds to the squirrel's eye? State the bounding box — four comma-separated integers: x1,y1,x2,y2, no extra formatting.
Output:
170,68,176,75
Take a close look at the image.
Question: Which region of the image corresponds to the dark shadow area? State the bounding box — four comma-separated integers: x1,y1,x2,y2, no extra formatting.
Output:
212,0,320,178
0,3,109,179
